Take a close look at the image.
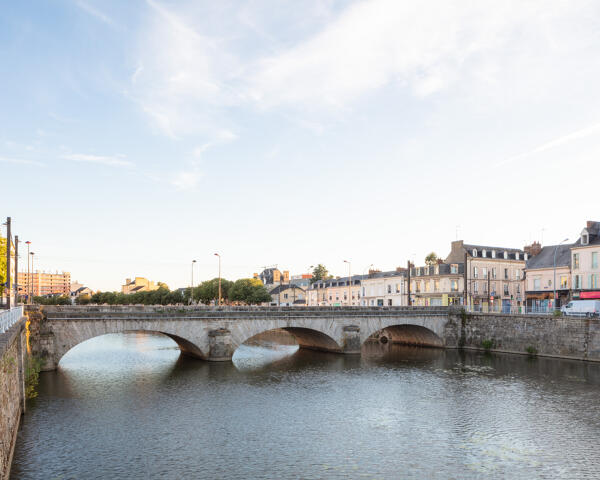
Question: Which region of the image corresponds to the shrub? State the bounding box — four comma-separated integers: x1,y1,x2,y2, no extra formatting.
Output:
553,310,562,317
481,339,494,351
526,346,538,357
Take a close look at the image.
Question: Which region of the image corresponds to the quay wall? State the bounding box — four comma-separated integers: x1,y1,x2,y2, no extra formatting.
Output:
452,312,600,362
0,318,26,480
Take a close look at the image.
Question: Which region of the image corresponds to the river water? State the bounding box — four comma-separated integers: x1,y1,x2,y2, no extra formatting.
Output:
11,332,600,479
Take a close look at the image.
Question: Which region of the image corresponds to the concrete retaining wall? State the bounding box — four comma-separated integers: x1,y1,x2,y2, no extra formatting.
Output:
453,312,600,362
0,318,26,480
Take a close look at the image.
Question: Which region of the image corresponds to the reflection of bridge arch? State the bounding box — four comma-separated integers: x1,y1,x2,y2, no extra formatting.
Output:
237,327,341,353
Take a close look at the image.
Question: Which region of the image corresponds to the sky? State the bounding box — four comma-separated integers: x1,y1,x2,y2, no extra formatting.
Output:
2,0,600,292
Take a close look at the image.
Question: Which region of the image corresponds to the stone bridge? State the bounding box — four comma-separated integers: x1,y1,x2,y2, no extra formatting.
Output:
29,306,456,370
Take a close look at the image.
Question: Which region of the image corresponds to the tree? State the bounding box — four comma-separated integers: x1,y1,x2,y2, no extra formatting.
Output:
76,294,91,305
425,252,439,266
157,282,169,290
194,278,233,305
229,278,271,305
0,236,5,295
310,264,330,284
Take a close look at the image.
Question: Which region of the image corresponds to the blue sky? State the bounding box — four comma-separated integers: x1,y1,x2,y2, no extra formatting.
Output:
2,0,600,291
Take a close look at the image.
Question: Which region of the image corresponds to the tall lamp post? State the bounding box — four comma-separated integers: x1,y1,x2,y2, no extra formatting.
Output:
214,253,221,306
190,259,197,305
30,252,35,300
553,238,569,311
25,241,31,304
343,260,352,306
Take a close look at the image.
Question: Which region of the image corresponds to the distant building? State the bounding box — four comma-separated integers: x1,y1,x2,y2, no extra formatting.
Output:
269,284,306,306
122,277,159,294
308,275,365,306
255,267,290,291
361,269,407,306
289,274,313,289
18,271,71,297
71,286,94,299
409,263,464,307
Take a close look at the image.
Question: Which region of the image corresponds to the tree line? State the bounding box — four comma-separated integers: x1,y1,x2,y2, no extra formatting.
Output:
68,277,271,306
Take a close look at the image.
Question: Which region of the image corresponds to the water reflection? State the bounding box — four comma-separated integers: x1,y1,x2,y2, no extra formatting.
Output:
12,332,600,480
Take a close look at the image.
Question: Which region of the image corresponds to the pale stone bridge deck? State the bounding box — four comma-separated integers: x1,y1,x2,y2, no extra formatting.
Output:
32,306,454,370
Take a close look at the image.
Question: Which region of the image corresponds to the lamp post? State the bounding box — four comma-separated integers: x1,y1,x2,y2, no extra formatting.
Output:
343,260,351,306
553,238,569,311
307,265,313,305
190,259,196,305
30,252,35,299
25,241,31,304
214,253,221,306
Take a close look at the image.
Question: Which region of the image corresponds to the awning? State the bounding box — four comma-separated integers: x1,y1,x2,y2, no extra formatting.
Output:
580,291,600,299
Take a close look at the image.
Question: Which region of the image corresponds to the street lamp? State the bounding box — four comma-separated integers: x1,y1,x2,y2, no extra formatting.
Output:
25,241,31,304
214,253,221,306
553,238,569,311
190,260,197,305
343,260,352,306
30,252,35,299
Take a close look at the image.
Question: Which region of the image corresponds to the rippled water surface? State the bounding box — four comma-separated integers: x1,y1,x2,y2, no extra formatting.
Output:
11,333,600,479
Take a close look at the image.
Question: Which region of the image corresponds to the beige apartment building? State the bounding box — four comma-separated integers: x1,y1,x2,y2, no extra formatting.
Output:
525,242,571,311
18,271,71,297
446,241,526,312
122,277,159,294
409,263,464,306
268,284,306,306
570,221,600,300
361,269,407,306
308,275,364,306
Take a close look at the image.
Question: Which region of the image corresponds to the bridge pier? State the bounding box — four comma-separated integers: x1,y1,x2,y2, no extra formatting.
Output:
342,325,361,354
208,328,234,361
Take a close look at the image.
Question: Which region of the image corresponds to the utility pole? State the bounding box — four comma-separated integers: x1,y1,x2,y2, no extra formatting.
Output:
463,251,468,310
14,236,18,305
6,217,11,309
407,260,411,306
214,253,221,306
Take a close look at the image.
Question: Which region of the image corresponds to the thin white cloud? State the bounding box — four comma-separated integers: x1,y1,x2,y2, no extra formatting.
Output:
75,0,116,27
63,153,133,167
0,156,44,166
497,122,600,167
170,169,202,190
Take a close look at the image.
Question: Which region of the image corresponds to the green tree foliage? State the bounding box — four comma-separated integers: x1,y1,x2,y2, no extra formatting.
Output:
0,236,6,295
228,278,271,305
191,278,233,304
425,252,439,265
33,295,71,305
310,264,330,284
89,286,184,306
75,294,92,305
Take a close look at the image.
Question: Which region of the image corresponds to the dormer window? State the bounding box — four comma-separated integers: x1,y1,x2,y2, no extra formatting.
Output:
582,229,589,245
524,253,528,261
515,252,520,260
492,250,496,258
472,249,478,257
482,249,487,257
504,251,508,259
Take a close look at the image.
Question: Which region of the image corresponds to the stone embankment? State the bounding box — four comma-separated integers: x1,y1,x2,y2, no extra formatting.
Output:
0,316,26,480
447,311,600,362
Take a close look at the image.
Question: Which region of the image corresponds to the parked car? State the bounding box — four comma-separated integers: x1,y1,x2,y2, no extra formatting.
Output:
560,300,600,317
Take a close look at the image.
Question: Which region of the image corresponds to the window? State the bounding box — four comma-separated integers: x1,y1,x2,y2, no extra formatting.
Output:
473,266,478,278
590,274,599,289
482,267,488,278
435,266,439,275
573,253,580,269
593,252,598,269
492,250,496,258
387,285,391,294
504,268,508,280
482,249,487,257
362,287,365,296
533,278,541,290
283,293,288,299
451,264,458,274
474,281,478,293
560,276,568,288
388,299,392,306
504,251,508,259
515,252,520,260
473,249,478,257
451,280,458,291
517,285,520,294
582,233,589,245
515,269,521,280
434,279,440,292
574,275,582,289
492,268,497,279
395,283,401,293
504,284,509,295
548,279,552,287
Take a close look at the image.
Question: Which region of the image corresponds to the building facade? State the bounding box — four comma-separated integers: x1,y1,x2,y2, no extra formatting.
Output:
18,271,71,297
525,242,571,311
360,269,407,306
268,284,306,306
122,277,159,294
570,221,600,300
409,263,464,306
308,275,365,306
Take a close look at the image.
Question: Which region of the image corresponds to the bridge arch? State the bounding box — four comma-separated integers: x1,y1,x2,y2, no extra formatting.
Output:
363,324,443,347
236,327,342,353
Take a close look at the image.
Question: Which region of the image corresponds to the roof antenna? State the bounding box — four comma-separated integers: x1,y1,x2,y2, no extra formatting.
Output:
455,225,461,240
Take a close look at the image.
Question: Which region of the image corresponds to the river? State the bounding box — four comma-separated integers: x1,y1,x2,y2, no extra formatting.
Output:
10,332,600,479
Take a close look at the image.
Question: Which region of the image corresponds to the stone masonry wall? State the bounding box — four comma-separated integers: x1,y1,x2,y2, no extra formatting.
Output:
0,318,26,480
453,312,600,361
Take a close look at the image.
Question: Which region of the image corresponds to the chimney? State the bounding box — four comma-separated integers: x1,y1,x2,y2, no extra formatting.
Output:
253,273,258,279
524,241,542,257
283,270,290,282
126,278,131,285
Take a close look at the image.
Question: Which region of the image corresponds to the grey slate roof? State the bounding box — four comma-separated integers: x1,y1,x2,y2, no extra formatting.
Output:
526,244,572,269
573,221,600,247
